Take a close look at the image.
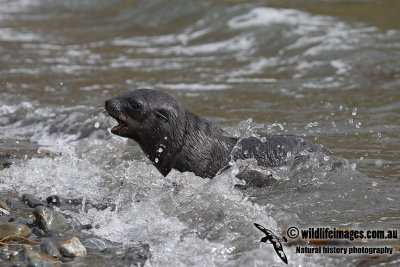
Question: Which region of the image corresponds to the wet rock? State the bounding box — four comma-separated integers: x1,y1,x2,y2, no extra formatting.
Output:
60,237,87,257
22,194,46,208
40,240,61,258
0,222,32,239
0,198,11,215
12,210,36,226
0,246,20,261
46,195,62,207
0,153,12,168
33,206,67,232
0,198,10,211
83,237,107,252
45,230,62,238
23,247,42,266
31,227,46,238
122,243,151,266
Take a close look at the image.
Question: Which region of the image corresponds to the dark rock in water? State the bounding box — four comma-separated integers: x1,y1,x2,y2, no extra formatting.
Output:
40,240,61,258
31,227,46,238
0,246,20,261
46,195,62,207
83,237,107,252
0,153,12,168
60,237,87,257
23,247,42,265
122,243,151,266
0,222,32,239
81,223,93,230
0,198,10,211
22,194,46,208
12,210,36,226
33,206,67,232
45,230,62,238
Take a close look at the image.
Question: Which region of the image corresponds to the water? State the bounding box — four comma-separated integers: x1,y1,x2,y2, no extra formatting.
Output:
1,0,399,266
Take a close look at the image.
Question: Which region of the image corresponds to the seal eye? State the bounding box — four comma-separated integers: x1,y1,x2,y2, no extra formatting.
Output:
155,109,169,122
130,101,142,111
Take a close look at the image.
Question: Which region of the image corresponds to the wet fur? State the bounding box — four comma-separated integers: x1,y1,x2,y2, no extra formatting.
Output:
105,89,322,179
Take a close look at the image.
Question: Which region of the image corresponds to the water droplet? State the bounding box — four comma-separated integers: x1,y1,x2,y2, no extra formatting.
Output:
243,150,248,155
260,137,266,143
352,108,357,116
94,122,100,128
348,118,354,124
157,148,163,153
375,159,383,167
164,136,168,140
155,158,159,163
339,105,343,111
377,132,382,138
331,121,336,127
355,122,361,128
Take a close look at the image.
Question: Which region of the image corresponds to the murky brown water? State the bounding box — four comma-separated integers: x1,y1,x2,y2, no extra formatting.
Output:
1,0,399,266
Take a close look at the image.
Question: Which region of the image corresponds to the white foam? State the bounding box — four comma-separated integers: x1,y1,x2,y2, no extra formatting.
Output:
157,83,231,91
228,7,309,29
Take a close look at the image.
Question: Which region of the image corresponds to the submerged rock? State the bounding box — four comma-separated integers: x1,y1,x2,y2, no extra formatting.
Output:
22,194,46,208
40,239,61,258
23,247,43,265
60,237,87,257
46,195,62,207
33,206,67,232
0,198,10,211
0,246,20,261
122,243,151,266
0,222,32,239
83,237,107,252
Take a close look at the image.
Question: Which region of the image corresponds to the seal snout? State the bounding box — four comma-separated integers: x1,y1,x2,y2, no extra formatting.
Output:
105,99,129,135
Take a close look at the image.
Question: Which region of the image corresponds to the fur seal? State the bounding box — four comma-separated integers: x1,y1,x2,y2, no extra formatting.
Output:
105,89,323,179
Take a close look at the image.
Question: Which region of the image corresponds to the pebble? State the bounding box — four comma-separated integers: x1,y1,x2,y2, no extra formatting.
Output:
0,222,32,239
60,237,87,257
83,237,107,252
122,243,151,266
23,247,43,265
40,239,61,258
22,194,46,208
46,195,62,207
33,206,67,232
0,198,11,215
0,246,20,261
0,198,10,210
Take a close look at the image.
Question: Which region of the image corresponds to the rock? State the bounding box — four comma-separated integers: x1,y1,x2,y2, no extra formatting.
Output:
46,195,62,207
0,198,11,215
122,243,151,266
31,227,46,238
33,206,67,232
60,237,87,257
0,153,12,168
45,230,62,238
83,237,107,252
0,222,32,239
22,194,46,208
0,246,20,260
0,198,10,210
40,240,61,258
23,247,42,265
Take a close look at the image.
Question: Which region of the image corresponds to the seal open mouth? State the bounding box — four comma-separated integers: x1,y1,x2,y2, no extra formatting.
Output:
110,116,128,134
111,117,127,131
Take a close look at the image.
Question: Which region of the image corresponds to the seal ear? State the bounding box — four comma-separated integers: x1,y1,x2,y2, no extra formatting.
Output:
155,109,169,122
